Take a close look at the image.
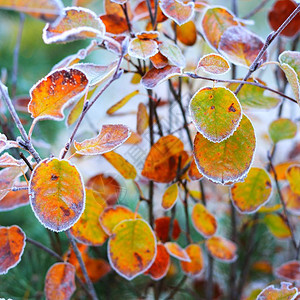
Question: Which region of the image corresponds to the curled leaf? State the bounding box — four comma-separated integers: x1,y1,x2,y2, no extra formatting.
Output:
43,7,105,44
74,125,130,155
165,242,191,262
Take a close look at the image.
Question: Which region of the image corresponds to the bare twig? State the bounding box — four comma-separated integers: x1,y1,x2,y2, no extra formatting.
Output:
268,154,298,251
0,82,41,163
243,0,271,19
164,275,188,300
235,4,300,95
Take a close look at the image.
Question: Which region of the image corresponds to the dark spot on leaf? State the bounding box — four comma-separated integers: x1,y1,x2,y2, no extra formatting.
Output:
134,252,143,268
51,174,59,181
60,206,70,216
211,105,215,110
266,181,271,187
228,103,236,112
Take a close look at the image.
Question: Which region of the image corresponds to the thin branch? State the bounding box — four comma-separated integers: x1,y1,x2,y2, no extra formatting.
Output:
235,4,300,95
206,254,214,300
11,13,25,99
185,73,297,104
60,55,124,159
0,82,41,162
243,0,271,19
66,230,99,300
165,275,188,300
268,154,298,251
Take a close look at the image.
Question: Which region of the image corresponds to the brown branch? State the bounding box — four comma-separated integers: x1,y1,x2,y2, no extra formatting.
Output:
66,230,99,300
243,0,271,19
185,73,297,104
235,4,300,95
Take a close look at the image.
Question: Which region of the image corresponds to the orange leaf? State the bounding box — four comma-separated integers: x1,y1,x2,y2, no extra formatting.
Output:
136,102,149,135
100,205,138,235
141,65,181,89
150,52,169,69
201,6,239,50
257,282,298,300
29,158,85,232
43,7,105,44
45,262,76,300
268,0,300,37
197,53,230,75
0,181,28,212
270,161,299,181
142,135,189,183
102,151,137,179
144,243,170,280
106,90,139,115
161,183,178,210
108,219,156,280
155,217,181,242
189,86,242,142
287,164,300,195
70,189,108,246
159,0,194,25
219,26,268,67
192,203,217,237
136,31,159,40
188,157,203,181
0,225,26,274
100,14,128,35
0,0,63,23
164,242,191,262
128,38,159,60
29,68,88,122
193,114,255,184
275,260,300,282
87,173,121,206
180,244,204,277
176,21,197,46
230,167,273,213
282,185,300,215
205,236,237,262
74,124,130,155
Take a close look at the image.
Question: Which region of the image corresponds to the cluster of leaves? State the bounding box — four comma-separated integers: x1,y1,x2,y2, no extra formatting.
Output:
0,0,300,299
